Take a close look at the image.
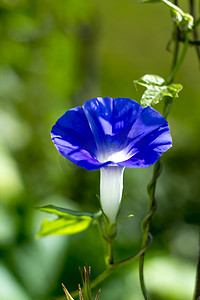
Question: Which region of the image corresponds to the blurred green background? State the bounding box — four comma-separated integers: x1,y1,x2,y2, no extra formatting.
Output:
0,0,200,299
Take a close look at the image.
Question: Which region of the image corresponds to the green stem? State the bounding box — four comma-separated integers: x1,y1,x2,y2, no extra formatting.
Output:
190,0,200,64
139,159,162,300
171,28,180,76
166,31,189,84
115,232,152,268
138,12,189,297
76,238,152,299
56,235,152,300
194,228,200,300
96,217,115,266
193,17,200,28
161,0,185,16
162,96,173,119
104,239,114,266
178,38,200,46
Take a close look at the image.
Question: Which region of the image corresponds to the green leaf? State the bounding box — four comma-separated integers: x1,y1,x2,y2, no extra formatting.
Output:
134,74,165,88
38,204,97,218
134,74,182,107
36,205,99,237
139,0,194,31
171,10,194,31
161,0,194,31
140,83,182,107
36,216,92,237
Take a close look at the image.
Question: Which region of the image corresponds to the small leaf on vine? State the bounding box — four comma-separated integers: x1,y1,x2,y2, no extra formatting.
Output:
140,83,182,107
35,205,97,237
171,10,194,31
134,74,165,88
134,74,182,107
37,205,97,218
139,0,194,31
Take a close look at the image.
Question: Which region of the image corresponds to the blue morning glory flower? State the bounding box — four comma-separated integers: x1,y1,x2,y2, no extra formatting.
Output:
51,97,172,223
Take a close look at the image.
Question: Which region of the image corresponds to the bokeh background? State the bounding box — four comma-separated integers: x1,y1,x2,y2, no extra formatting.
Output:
1,0,200,299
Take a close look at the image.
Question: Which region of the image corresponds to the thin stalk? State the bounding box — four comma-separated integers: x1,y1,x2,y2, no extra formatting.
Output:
194,229,200,300
56,236,152,300
162,0,185,16
138,11,188,298
171,28,180,76
193,17,200,28
178,38,200,46
96,218,114,266
166,31,189,84
115,232,152,268
104,239,114,266
190,0,200,64
139,160,162,300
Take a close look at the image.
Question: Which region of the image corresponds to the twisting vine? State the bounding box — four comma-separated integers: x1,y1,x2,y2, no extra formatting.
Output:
189,0,200,62
139,160,162,300
194,230,200,300
138,1,191,298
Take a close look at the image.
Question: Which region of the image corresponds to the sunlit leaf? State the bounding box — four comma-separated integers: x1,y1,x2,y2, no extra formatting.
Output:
38,205,97,218
134,74,182,107
134,74,165,88
170,10,193,31
139,0,194,31
140,83,182,107
36,205,99,237
161,0,194,31
36,216,92,237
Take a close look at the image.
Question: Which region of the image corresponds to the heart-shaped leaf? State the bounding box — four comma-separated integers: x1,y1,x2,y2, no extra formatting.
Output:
36,205,100,237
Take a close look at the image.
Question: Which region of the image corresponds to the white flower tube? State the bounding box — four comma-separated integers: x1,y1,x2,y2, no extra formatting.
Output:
100,166,125,224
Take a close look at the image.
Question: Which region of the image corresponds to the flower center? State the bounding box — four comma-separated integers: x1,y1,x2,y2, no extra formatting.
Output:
97,149,128,164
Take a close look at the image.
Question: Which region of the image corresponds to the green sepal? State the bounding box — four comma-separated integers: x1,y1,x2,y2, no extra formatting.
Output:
134,74,182,107
114,214,134,225
36,205,101,238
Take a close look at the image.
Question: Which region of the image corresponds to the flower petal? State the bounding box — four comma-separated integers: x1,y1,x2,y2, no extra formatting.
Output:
51,107,102,170
118,149,162,168
118,106,172,164
83,97,143,162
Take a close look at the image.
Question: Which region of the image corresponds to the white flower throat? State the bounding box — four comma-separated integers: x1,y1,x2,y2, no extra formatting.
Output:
98,149,127,164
